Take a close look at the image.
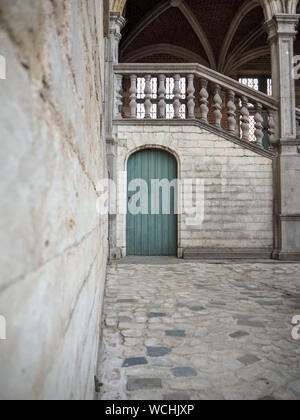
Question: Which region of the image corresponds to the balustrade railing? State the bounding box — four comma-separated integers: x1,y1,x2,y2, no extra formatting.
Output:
296,108,300,138
114,63,279,150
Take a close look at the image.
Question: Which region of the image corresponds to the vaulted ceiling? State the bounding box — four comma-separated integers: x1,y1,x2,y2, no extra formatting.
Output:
120,0,273,76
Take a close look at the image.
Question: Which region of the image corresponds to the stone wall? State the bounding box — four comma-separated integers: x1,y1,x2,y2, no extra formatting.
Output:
116,124,274,257
0,0,108,399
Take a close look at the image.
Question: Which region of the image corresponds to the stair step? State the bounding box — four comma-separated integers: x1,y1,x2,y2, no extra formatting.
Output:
183,248,273,260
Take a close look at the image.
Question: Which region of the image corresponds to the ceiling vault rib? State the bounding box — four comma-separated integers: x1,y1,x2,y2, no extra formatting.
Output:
176,1,217,70
260,0,299,20
120,0,299,74
121,0,217,70
229,26,265,58
121,0,171,55
122,44,209,66
224,25,266,74
218,0,260,72
228,46,270,73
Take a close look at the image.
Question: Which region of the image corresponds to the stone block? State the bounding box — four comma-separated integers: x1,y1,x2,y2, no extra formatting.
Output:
127,378,162,391
171,367,198,377
147,347,170,357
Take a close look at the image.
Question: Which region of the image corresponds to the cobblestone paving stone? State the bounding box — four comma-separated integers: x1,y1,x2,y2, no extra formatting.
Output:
98,261,300,400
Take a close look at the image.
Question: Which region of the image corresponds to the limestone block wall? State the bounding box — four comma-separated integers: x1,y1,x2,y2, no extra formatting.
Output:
0,0,108,399
116,124,273,256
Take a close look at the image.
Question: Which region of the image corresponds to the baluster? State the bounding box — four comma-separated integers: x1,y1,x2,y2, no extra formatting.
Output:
227,90,236,134
173,74,181,119
129,74,137,119
158,74,166,119
240,96,250,141
144,74,152,119
199,79,209,123
268,111,277,146
187,74,195,119
254,102,264,146
213,84,222,127
114,74,123,119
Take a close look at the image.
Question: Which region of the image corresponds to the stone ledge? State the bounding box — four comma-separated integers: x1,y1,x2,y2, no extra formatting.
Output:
273,251,300,261
183,248,273,260
280,215,300,221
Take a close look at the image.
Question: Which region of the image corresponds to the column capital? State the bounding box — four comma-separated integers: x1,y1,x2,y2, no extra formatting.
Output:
265,14,300,40
109,11,126,40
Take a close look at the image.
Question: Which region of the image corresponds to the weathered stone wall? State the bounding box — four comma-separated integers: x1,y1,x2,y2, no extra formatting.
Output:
0,0,108,399
116,124,273,257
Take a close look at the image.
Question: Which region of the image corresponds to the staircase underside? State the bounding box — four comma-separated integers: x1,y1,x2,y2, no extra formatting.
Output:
114,118,276,160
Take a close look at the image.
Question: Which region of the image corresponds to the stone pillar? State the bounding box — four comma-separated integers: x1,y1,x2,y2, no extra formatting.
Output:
265,14,300,260
105,11,125,260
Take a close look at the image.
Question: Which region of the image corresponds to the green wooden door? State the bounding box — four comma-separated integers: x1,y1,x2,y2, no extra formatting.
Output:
127,149,177,256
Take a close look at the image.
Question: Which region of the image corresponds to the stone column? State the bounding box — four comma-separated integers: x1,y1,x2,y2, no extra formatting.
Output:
265,14,300,260
105,11,125,260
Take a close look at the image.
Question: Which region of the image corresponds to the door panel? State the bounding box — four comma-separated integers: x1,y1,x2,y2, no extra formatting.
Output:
127,149,177,256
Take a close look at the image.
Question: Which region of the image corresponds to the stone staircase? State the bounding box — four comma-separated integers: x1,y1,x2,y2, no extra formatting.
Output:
113,62,279,157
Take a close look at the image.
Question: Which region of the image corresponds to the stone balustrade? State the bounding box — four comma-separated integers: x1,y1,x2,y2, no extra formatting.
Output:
296,108,300,138
114,63,279,151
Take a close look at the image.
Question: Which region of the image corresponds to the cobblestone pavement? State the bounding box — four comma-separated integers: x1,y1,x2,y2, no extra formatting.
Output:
98,260,300,400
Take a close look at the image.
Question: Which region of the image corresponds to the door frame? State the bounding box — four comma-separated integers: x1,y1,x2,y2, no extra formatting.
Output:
124,145,182,258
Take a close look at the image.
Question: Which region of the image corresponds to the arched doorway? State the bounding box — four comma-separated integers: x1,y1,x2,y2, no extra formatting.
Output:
126,148,178,256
